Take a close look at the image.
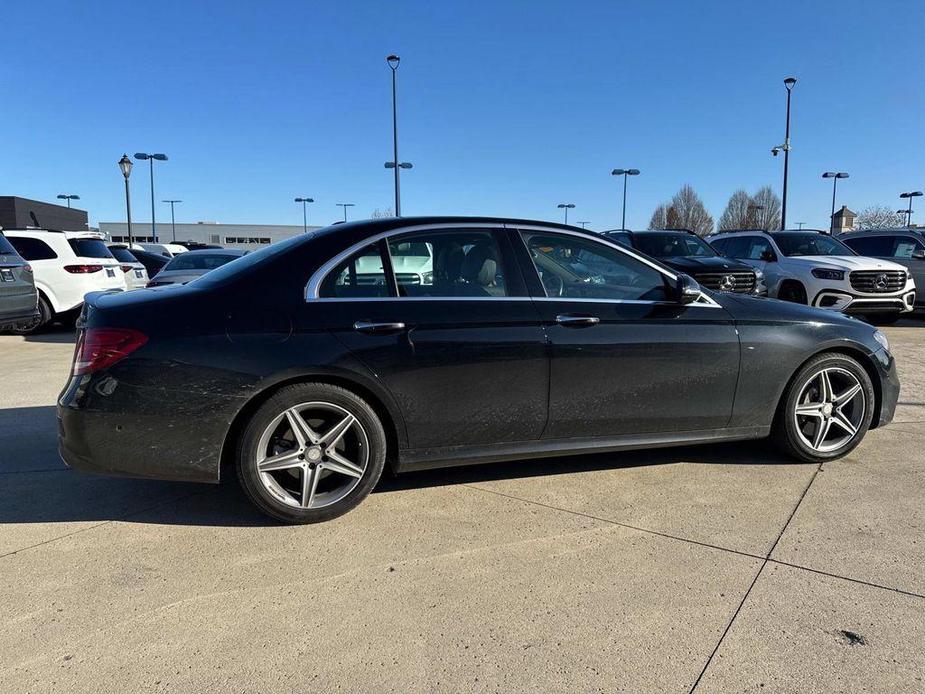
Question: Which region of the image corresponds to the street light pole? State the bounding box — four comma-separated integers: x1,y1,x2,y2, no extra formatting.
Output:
611,169,640,230
56,194,80,208
822,172,849,234
337,203,355,222
774,77,797,230
162,200,182,242
387,54,403,216
900,191,923,228
578,221,590,229
747,204,765,229
134,153,168,242
557,203,575,225
294,197,315,233
118,155,134,246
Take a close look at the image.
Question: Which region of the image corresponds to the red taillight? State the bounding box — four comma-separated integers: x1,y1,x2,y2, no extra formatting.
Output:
64,264,104,274
72,328,148,376
23,264,33,273
120,264,134,273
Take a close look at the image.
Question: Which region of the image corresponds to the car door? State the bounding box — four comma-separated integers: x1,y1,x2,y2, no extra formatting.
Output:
514,228,740,438
300,226,549,450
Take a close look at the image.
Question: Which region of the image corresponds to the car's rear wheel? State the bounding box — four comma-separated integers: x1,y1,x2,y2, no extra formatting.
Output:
236,383,387,523
772,353,874,463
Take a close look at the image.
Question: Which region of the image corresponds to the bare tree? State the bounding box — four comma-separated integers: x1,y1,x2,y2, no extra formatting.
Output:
649,184,713,236
369,207,395,218
718,190,752,230
750,186,782,231
856,205,905,230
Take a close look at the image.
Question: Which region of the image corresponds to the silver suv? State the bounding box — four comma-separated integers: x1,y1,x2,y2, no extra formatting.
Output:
0,231,39,331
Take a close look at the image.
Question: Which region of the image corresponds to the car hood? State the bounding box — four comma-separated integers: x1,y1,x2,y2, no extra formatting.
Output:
659,256,754,273
717,291,865,328
784,255,907,271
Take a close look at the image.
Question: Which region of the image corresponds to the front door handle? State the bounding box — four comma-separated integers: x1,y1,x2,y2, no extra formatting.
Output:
555,314,600,328
353,320,407,335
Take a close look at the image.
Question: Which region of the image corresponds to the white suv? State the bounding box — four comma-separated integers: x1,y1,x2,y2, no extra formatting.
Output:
709,230,915,322
4,229,125,331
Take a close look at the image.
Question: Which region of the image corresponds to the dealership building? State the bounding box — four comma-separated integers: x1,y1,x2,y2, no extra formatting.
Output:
99,221,320,250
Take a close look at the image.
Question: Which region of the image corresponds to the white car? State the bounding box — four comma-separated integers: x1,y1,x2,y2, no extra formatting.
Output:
709,230,915,322
132,242,188,257
107,244,150,290
4,229,125,330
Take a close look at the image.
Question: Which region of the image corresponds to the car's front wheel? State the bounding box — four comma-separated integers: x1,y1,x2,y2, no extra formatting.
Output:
236,383,387,523
772,352,875,463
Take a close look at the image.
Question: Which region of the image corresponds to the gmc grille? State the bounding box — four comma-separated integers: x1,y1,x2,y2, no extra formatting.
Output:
849,270,906,293
693,271,756,293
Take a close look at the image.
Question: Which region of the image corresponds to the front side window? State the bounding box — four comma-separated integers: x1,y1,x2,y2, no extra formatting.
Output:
386,230,507,298
634,233,717,258
319,243,390,298
774,233,854,257
7,236,58,261
523,232,669,301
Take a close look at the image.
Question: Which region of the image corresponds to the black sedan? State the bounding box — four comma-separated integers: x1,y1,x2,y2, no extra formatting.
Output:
58,217,899,523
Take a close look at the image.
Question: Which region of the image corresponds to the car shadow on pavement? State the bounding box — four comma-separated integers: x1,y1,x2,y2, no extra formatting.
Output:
22,328,77,344
0,404,803,529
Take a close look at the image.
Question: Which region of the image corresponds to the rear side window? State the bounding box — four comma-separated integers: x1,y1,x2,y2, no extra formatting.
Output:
108,247,138,263
68,238,113,259
711,236,749,258
0,234,19,255
7,236,58,261
319,244,390,299
744,237,775,260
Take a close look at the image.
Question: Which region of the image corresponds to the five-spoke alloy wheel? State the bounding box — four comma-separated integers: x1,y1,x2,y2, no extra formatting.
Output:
237,383,387,523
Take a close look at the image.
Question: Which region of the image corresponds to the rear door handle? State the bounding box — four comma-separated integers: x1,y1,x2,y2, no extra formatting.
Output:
353,320,407,335
555,314,600,328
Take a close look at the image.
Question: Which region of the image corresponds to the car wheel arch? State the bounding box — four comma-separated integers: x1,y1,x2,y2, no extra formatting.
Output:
218,371,406,482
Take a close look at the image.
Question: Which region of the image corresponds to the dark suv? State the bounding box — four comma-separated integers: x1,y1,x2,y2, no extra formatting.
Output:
604,229,766,295
0,230,39,330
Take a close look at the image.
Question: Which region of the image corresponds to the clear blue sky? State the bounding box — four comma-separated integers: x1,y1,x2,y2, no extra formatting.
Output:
2,0,922,231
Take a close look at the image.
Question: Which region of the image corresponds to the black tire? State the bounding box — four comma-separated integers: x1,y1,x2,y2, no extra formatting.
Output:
236,382,387,524
7,295,53,335
865,313,901,326
778,281,807,305
771,352,875,463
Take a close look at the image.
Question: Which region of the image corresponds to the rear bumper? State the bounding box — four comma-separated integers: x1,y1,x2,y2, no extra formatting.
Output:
0,306,40,324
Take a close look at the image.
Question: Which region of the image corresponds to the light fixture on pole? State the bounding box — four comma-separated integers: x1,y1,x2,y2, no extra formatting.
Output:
294,197,315,233
577,221,590,229
386,54,411,216
134,152,168,242
336,203,355,222
557,203,576,225
610,168,640,230
822,172,849,234
162,200,182,242
56,194,80,208
795,222,806,229
897,209,911,226
118,155,134,246
771,77,797,229
900,191,923,228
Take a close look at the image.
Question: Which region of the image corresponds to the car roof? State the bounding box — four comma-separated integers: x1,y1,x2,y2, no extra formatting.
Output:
173,248,246,256
839,228,923,236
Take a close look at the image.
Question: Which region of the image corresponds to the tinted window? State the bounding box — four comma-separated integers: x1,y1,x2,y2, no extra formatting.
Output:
387,230,508,298
744,237,775,260
165,252,240,271
7,237,58,261
844,235,923,258
524,232,669,301
108,247,138,263
0,234,19,255
320,243,390,298
604,231,632,247
68,238,114,259
634,233,717,258
774,233,854,257
893,236,925,258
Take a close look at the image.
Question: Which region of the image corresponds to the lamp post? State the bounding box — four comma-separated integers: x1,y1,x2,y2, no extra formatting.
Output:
294,197,315,233
162,200,182,242
772,77,797,229
900,191,923,228
386,54,409,217
557,203,576,225
578,221,590,229
610,168,640,230
897,209,910,226
747,204,765,229
822,172,849,234
118,155,134,246
56,194,80,208
336,203,355,222
134,152,168,242
795,222,806,229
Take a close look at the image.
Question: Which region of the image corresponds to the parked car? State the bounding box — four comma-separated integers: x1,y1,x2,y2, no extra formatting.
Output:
708,230,915,323
59,217,899,524
106,244,149,290
0,230,39,331
4,229,124,331
173,241,224,251
132,242,189,258
145,249,246,287
127,248,171,279
838,229,925,310
604,229,766,295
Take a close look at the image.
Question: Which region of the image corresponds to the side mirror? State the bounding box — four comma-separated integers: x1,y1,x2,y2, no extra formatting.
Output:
760,250,776,262
912,249,925,260
675,273,702,305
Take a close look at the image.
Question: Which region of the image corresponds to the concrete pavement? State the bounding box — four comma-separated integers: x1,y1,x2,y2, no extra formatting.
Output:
1,320,923,693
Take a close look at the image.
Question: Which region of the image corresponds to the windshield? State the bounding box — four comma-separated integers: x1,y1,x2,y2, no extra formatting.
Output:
165,252,240,272
192,234,307,286
68,238,114,259
634,233,717,258
389,240,431,257
108,247,137,263
774,233,856,257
